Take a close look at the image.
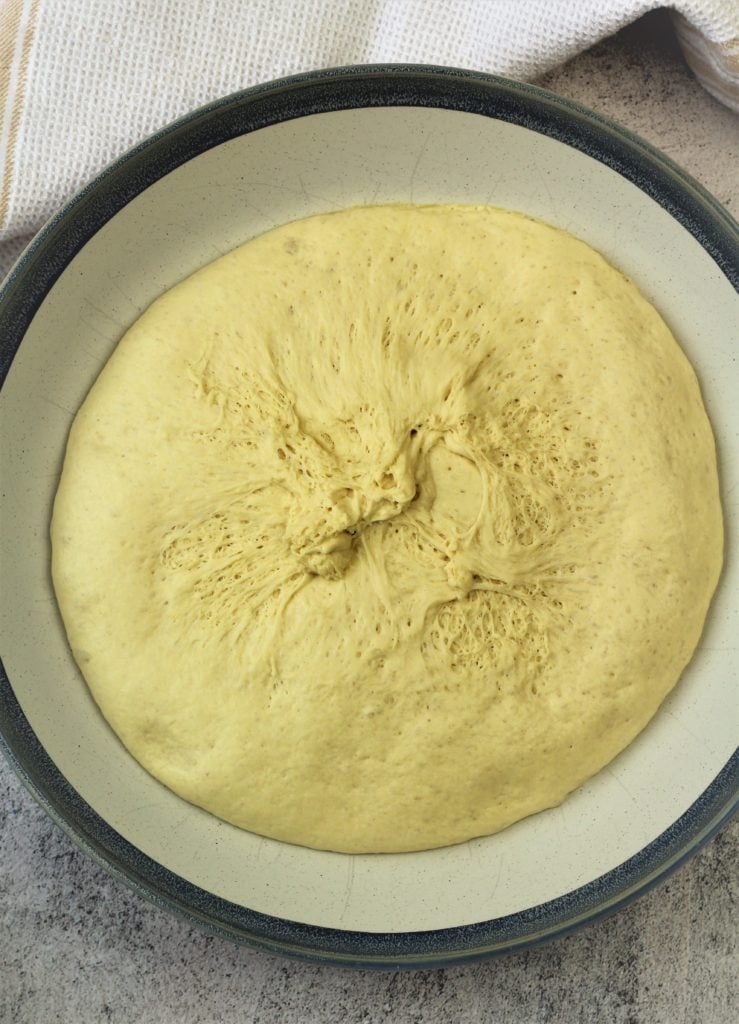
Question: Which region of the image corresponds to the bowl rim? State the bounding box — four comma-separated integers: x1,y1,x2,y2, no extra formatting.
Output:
1,63,737,969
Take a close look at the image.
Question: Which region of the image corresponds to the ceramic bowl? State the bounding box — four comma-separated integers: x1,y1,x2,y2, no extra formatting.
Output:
1,66,737,969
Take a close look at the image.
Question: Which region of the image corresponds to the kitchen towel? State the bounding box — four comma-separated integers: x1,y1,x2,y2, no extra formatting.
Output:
1,0,737,271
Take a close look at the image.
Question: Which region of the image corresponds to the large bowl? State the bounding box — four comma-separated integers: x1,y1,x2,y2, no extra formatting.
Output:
1,66,737,969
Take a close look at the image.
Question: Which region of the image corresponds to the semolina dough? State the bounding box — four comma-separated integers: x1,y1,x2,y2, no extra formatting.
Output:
51,204,723,853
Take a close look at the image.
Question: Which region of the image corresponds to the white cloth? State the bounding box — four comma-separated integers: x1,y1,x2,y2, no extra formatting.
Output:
1,0,737,270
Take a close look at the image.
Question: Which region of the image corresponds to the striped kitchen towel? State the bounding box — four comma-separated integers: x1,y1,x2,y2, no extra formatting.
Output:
1,0,737,275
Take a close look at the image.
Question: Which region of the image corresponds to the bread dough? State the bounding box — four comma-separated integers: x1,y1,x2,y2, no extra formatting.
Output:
51,205,723,853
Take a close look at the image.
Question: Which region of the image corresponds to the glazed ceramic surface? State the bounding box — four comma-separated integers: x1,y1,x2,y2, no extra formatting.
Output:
0,67,737,967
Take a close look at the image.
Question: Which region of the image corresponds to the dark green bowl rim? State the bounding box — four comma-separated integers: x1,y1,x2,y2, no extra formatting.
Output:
1,64,737,969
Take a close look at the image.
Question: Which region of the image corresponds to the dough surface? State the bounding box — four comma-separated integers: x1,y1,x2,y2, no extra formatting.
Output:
51,205,722,853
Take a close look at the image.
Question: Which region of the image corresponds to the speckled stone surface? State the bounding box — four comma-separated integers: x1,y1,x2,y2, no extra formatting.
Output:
1,11,737,1023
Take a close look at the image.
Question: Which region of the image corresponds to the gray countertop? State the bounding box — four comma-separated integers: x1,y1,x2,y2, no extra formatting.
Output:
1,12,737,1023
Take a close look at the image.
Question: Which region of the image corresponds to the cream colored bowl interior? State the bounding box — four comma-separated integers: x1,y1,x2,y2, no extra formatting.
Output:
1,106,736,933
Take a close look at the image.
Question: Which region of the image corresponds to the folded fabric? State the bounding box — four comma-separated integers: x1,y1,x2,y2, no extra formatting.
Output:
1,0,737,271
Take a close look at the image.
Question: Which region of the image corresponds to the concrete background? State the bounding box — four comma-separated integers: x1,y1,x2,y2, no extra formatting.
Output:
1,12,737,1023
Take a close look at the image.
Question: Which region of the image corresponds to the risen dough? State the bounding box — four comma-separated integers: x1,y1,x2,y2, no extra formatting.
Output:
51,205,722,853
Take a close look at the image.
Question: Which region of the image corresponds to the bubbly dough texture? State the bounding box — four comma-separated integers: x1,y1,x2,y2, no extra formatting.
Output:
52,205,723,853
